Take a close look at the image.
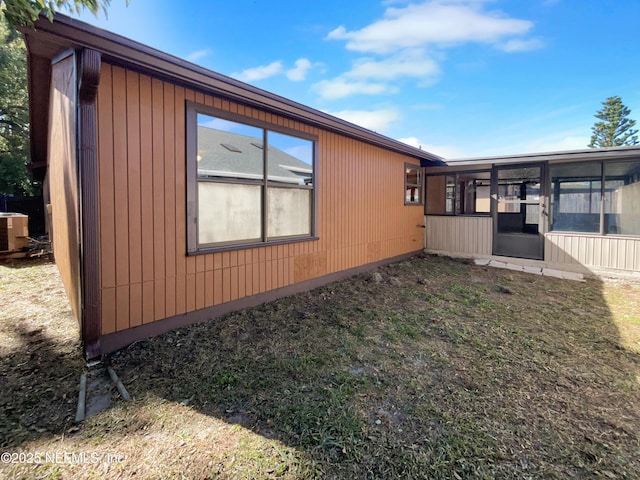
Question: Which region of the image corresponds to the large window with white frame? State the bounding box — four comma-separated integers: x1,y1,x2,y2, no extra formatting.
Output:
186,103,316,252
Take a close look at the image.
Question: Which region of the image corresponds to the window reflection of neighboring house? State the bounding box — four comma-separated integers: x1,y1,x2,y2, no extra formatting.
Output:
196,127,312,186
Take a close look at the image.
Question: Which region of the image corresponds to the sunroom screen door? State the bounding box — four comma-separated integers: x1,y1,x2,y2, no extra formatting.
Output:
492,165,545,260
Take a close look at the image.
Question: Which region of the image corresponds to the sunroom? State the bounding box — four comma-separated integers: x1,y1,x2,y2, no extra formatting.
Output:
424,146,640,275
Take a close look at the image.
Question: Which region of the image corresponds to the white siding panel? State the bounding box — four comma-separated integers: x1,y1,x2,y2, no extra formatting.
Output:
545,233,640,272
425,216,492,256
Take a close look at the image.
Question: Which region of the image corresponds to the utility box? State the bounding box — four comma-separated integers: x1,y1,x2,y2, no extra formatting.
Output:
0,213,29,252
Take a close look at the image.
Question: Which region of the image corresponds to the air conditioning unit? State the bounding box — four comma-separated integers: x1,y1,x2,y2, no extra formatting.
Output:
0,213,29,253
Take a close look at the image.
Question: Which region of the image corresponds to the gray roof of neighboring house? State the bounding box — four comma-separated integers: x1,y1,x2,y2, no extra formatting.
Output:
197,127,312,184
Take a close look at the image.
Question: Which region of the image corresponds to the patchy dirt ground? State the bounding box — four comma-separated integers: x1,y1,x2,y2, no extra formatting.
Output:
1,254,639,479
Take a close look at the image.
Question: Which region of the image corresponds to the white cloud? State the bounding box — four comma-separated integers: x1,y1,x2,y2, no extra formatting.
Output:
327,108,401,132
498,38,545,53
286,58,313,81
327,1,535,54
398,136,468,158
313,49,440,100
313,78,398,100
347,49,440,81
317,1,542,101
185,49,211,62
232,61,283,82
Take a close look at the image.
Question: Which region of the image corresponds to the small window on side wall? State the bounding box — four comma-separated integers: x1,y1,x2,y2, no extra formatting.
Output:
405,164,423,205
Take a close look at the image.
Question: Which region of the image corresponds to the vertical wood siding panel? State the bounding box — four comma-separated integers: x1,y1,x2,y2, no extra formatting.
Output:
101,288,116,334
126,71,142,289
176,87,191,315
252,259,260,296
111,67,130,289
205,270,214,307
214,269,223,305
98,65,116,297
142,281,154,324
328,133,336,272
223,268,231,303
329,134,336,271
339,136,347,270
245,262,254,297
186,274,196,311
140,75,155,323
230,267,239,301
349,139,356,266
151,78,166,321
116,285,129,331
165,277,176,317
214,252,223,270
258,258,266,293
163,83,176,316
151,279,165,324
97,65,116,334
139,75,154,287
130,283,142,327
266,259,273,292
196,271,205,309
196,256,205,273
238,264,246,299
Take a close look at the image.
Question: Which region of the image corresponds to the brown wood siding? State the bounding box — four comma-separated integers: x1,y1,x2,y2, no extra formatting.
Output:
96,64,424,335
48,53,81,322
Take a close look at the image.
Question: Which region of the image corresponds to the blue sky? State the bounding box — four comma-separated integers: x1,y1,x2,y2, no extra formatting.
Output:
75,0,640,159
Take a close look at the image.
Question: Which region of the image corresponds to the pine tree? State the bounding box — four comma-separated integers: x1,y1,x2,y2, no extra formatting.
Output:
589,96,638,148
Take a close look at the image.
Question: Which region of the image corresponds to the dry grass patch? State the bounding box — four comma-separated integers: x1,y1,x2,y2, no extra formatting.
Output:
1,255,639,479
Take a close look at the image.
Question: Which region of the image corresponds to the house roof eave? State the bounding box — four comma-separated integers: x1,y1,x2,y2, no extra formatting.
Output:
21,14,445,166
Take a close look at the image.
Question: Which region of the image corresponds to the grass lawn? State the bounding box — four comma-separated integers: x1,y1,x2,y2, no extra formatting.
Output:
1,254,639,479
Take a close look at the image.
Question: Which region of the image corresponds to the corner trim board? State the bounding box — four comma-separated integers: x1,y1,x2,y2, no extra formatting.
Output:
77,48,102,359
